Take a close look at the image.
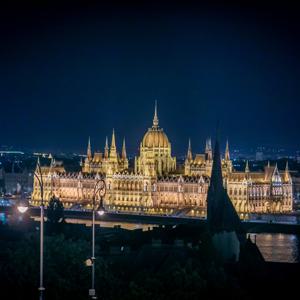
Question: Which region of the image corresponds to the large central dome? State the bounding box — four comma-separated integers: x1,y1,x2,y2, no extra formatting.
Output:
141,102,170,149
135,102,176,176
142,127,169,148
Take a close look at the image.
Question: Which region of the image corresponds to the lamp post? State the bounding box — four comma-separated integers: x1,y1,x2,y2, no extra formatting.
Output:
17,157,45,300
89,178,106,299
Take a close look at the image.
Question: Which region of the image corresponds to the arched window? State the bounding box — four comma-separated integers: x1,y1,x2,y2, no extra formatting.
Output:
144,182,148,192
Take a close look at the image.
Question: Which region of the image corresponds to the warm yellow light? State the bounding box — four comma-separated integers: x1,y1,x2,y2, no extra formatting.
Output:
85,258,93,267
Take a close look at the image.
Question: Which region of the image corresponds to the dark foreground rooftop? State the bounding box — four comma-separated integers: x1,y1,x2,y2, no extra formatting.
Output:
0,220,299,300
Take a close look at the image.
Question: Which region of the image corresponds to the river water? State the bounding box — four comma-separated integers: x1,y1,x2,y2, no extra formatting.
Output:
2,211,300,263
250,233,300,263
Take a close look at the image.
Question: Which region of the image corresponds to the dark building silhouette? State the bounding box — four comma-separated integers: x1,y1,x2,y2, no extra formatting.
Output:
207,137,245,261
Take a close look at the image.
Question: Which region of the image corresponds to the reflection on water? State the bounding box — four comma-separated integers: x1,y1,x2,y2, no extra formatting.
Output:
250,233,300,263
5,211,300,263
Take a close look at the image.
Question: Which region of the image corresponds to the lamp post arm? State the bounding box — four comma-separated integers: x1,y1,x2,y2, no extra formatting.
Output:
34,168,44,205
92,179,106,208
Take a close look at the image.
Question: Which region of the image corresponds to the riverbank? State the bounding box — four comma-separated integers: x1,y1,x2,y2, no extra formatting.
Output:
2,206,300,234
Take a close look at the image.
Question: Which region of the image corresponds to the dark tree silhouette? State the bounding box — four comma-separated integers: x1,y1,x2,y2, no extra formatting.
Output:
47,196,64,224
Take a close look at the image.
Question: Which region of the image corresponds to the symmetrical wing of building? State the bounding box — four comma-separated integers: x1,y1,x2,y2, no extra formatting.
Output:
31,104,293,217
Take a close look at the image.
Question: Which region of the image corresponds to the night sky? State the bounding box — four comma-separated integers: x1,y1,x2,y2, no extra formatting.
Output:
1,1,299,155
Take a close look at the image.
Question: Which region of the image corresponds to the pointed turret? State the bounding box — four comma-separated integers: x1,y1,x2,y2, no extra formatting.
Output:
50,155,55,167
153,100,159,128
104,136,109,159
35,156,42,175
205,139,209,152
205,137,213,161
207,136,244,261
186,138,192,161
109,129,117,158
284,161,291,182
225,139,230,161
87,137,92,160
37,156,40,166
285,160,289,172
245,160,250,173
111,129,116,149
122,138,127,160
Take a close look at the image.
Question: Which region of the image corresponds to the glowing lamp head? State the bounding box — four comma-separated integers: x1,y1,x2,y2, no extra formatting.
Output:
85,258,93,267
17,199,29,214
17,205,29,214
97,209,105,216
97,197,105,216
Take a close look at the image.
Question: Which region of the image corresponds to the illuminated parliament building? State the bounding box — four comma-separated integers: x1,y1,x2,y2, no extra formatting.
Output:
31,104,293,217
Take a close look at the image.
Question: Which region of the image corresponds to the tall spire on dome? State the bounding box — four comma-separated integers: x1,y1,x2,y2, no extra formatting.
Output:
187,138,192,161
87,137,92,160
225,139,230,161
104,136,109,158
122,138,127,160
153,100,159,128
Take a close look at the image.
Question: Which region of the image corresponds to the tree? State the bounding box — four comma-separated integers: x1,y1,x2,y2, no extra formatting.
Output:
47,196,64,225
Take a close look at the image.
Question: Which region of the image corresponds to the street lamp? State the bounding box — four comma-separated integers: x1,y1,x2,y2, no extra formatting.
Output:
17,199,29,214
97,197,105,216
89,178,106,299
18,157,45,300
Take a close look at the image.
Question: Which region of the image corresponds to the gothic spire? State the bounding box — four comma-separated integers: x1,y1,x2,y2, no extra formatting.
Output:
245,160,250,173
104,136,109,158
87,137,92,160
122,137,127,160
35,156,42,175
153,100,159,128
110,129,117,158
50,154,54,167
187,138,192,161
207,136,243,236
285,160,289,172
285,160,290,182
111,129,116,149
205,137,212,160
225,139,230,161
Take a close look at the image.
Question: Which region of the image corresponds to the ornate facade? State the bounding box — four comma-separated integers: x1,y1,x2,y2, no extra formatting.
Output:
82,130,128,175
134,102,176,176
31,104,293,217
